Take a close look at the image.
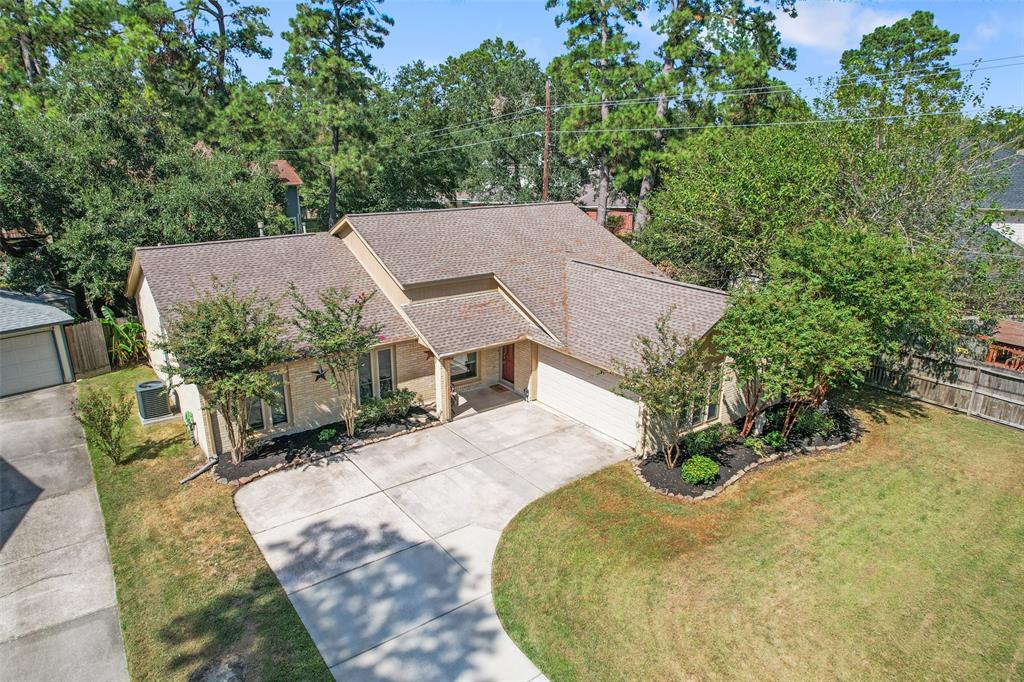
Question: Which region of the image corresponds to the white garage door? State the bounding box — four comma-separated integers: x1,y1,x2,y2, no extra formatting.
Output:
0,329,65,397
536,347,639,448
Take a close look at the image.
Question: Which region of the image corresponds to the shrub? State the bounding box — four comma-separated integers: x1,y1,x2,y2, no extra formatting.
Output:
76,387,135,465
317,426,337,442
681,455,720,485
681,424,725,457
744,436,768,458
793,409,837,439
762,430,787,448
357,389,418,429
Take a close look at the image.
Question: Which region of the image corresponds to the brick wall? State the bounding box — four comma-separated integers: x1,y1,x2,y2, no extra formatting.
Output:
513,340,531,394
396,340,435,404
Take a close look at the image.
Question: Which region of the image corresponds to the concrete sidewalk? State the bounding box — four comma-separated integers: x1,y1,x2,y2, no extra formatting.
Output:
235,399,630,681
0,385,129,682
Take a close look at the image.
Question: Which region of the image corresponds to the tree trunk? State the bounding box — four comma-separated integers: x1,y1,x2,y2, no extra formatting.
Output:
328,125,339,229
635,58,674,230
211,0,228,103
595,8,610,229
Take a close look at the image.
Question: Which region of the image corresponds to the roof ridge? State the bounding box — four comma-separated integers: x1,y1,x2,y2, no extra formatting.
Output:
569,259,728,296
345,201,575,220
135,232,322,253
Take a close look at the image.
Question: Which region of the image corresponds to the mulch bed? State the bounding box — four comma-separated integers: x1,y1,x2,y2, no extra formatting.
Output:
635,406,858,500
213,407,436,485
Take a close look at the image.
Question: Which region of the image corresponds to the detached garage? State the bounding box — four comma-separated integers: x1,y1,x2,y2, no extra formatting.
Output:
0,291,74,397
536,346,640,448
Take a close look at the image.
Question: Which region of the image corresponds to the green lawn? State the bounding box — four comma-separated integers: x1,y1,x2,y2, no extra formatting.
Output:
493,392,1024,681
81,366,330,682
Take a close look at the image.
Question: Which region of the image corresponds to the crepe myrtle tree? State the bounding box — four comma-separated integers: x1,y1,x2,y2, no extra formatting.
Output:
715,281,874,438
156,277,292,464
615,310,718,466
289,285,384,437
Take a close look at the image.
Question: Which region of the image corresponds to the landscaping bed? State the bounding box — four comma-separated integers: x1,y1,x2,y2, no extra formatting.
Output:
636,401,857,499
213,406,437,485
493,392,1024,681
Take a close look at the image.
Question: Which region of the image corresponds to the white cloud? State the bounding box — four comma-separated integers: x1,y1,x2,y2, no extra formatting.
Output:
776,2,908,53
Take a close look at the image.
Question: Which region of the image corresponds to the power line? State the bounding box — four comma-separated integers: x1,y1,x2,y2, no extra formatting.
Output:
410,53,1024,142
414,107,987,156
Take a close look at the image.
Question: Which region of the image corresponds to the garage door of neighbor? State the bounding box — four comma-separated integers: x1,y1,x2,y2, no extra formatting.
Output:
536,346,639,448
0,329,64,397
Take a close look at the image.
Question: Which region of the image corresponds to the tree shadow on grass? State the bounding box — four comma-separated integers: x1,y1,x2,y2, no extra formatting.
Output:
159,520,508,682
838,387,929,425
127,432,189,464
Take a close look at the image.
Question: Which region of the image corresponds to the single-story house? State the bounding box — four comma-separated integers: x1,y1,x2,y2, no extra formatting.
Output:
0,290,75,397
127,202,737,457
989,148,1024,249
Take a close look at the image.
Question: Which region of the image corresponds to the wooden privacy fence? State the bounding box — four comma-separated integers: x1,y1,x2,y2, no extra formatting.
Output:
64,319,111,379
866,353,1024,431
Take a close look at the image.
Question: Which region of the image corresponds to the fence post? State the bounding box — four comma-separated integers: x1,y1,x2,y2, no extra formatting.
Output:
966,364,982,417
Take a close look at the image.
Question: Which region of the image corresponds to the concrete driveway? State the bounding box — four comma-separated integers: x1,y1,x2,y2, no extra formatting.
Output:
235,399,630,681
0,384,129,682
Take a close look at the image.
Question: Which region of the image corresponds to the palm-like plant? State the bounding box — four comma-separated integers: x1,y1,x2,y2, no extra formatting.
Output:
101,306,147,367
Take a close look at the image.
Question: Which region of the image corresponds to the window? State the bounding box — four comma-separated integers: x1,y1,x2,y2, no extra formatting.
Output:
357,347,396,403
246,371,289,431
377,348,394,395
358,353,374,403
247,397,265,430
268,373,288,425
704,379,722,423
450,352,478,382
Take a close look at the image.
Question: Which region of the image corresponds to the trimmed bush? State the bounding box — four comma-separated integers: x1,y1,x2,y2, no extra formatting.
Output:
681,455,720,485
357,388,419,429
682,424,729,457
317,426,337,442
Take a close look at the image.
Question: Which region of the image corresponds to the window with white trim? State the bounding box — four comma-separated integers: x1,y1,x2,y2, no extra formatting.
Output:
450,352,478,382
357,347,396,403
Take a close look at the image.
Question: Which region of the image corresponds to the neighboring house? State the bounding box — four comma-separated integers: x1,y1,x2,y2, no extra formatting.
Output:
989,148,1024,248
984,319,1024,372
269,159,304,234
127,202,733,457
576,184,635,234
0,290,74,397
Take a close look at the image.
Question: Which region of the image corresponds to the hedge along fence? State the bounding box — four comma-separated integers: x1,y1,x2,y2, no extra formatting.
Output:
866,353,1024,431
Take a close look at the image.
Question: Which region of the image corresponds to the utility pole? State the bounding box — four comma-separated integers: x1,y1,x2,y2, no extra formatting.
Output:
542,77,551,202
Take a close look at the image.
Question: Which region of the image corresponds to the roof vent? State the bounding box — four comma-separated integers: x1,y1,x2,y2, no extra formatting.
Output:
135,380,173,424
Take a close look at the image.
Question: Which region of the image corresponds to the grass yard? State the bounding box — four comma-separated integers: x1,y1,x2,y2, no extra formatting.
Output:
493,392,1024,681
81,366,330,681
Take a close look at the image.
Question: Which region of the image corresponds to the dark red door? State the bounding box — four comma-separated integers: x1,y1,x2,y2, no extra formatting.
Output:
501,344,515,383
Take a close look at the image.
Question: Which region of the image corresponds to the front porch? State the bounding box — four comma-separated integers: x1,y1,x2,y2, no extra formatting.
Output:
432,340,534,422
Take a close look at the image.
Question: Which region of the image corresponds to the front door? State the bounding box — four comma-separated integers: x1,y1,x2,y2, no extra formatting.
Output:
501,344,515,384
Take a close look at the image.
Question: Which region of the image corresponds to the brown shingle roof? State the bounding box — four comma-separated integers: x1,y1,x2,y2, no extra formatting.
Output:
402,290,551,356
563,261,728,371
993,319,1024,348
345,202,664,336
269,159,303,186
135,233,412,343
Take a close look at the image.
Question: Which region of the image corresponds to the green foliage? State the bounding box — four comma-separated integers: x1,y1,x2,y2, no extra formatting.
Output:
616,311,718,466
357,389,419,430
317,426,338,442
76,387,135,465
681,424,728,457
836,11,961,116
290,286,383,437
716,277,874,436
793,409,837,440
100,306,147,367
681,454,719,485
156,277,292,463
743,435,767,459
762,430,786,449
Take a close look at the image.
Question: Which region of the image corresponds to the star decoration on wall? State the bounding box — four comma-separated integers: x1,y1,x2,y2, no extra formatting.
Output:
312,366,327,382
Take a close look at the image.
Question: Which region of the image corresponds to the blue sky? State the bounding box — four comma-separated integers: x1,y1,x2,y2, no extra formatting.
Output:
240,0,1024,108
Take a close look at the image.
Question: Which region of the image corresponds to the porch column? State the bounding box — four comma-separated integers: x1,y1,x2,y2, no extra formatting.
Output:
434,356,452,422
